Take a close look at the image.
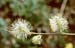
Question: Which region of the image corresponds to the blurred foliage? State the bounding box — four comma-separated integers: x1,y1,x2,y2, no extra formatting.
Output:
0,17,8,38
9,0,50,24
0,0,9,7
9,0,50,16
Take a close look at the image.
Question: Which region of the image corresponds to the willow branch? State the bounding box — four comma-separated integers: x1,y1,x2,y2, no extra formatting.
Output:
31,32,75,35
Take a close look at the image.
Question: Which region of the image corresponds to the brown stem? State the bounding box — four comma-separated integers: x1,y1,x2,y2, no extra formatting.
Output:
31,32,75,35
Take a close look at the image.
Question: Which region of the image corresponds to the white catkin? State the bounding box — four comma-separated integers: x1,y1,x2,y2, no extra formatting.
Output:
8,18,33,40
49,15,68,32
31,35,42,44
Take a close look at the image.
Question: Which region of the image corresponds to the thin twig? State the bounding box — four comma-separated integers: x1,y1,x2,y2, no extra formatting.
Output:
60,0,68,16
31,32,75,35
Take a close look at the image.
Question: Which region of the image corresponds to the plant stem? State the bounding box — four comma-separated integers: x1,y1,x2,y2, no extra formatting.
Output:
31,32,75,35
60,0,68,16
